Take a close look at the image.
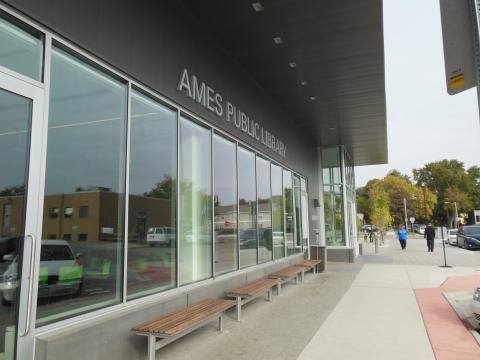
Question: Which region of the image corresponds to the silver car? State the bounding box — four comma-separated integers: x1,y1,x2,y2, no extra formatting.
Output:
447,228,458,245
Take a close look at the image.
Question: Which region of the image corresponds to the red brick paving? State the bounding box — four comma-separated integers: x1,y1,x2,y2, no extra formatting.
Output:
415,275,480,360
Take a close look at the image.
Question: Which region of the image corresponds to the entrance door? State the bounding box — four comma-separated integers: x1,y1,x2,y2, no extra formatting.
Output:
0,70,44,359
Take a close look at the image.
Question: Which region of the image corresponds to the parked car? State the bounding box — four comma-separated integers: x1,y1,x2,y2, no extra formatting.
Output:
472,287,480,323
457,225,480,249
1,240,82,304
361,225,378,233
146,227,175,247
447,228,458,245
414,224,426,235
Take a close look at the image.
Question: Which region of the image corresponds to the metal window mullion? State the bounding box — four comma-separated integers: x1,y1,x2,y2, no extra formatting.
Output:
282,170,287,258
255,155,259,264
340,146,348,247
176,110,181,288
122,83,132,303
236,142,240,270
292,173,297,254
269,163,273,261
211,129,215,278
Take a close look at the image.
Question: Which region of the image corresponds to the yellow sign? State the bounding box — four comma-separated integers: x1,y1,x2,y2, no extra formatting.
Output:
450,73,465,90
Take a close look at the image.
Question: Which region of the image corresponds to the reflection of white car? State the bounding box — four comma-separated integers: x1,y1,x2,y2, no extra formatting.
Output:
1,240,82,304
447,229,458,245
472,288,480,323
147,227,175,247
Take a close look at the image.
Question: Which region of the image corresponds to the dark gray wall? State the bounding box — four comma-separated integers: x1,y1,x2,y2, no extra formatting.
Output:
2,0,320,236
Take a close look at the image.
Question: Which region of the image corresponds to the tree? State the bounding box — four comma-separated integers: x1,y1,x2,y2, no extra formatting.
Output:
413,160,477,223
144,176,175,199
368,180,392,237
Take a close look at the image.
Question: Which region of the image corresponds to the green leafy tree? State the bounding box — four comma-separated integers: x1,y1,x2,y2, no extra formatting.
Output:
368,180,392,238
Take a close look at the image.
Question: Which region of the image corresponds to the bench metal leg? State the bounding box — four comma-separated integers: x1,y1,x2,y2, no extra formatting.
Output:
219,314,223,332
313,265,317,274
267,289,272,302
148,334,156,360
277,282,282,296
301,271,305,283
295,275,299,285
236,296,242,321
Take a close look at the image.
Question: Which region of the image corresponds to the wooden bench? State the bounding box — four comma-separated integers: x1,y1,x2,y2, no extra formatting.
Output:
225,278,280,321
268,266,306,295
295,259,323,274
132,298,235,360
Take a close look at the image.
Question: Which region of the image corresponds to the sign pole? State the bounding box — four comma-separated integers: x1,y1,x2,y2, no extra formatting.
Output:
439,224,452,268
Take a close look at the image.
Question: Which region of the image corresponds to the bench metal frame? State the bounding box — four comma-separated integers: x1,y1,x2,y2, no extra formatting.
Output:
135,311,226,360
269,269,305,296
227,286,275,322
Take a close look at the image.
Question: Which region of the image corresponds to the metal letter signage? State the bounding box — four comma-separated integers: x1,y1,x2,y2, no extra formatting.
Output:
177,68,287,157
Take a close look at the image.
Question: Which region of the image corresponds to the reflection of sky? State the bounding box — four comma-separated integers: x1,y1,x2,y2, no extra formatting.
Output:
0,89,30,192
238,147,255,202
213,135,236,207
45,47,126,195
129,91,176,195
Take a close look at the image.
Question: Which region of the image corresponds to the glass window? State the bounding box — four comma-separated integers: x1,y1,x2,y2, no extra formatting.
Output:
0,13,43,80
48,207,59,218
179,117,212,285
271,164,284,259
256,157,272,263
127,89,177,299
293,175,303,253
38,45,127,326
79,205,88,218
300,178,309,249
238,147,257,268
213,135,237,274
283,170,294,255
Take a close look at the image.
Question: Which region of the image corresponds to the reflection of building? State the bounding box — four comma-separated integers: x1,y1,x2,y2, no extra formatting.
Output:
2,191,173,243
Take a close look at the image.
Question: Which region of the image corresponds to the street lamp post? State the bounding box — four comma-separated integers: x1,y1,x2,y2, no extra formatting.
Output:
445,201,459,228
403,197,408,230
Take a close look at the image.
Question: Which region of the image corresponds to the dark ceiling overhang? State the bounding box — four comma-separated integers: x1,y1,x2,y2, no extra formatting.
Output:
180,0,387,166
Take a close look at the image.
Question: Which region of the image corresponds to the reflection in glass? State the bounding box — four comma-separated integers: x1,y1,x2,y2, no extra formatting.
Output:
256,157,272,263
0,15,43,80
271,164,284,259
0,89,31,358
300,178,309,249
179,118,212,285
293,175,303,253
238,147,257,268
127,90,177,299
37,46,127,326
213,135,237,274
283,170,294,255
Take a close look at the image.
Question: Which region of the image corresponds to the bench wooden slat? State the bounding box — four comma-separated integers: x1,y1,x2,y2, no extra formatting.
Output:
132,299,217,333
132,298,234,335
163,300,235,335
295,259,322,268
225,278,279,297
269,266,304,279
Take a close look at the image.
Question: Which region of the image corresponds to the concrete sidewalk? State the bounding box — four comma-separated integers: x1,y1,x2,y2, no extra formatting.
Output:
299,233,480,360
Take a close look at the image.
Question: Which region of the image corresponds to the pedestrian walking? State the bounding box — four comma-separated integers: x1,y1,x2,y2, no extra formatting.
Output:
397,224,408,250
424,222,435,252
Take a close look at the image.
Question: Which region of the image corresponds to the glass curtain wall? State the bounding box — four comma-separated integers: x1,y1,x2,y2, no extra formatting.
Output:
322,147,345,246
238,147,257,268
127,90,177,299
256,157,272,263
213,135,238,275
271,164,284,259
344,151,356,246
0,14,43,80
283,170,295,255
38,45,127,325
292,175,303,253
300,178,309,251
179,118,212,285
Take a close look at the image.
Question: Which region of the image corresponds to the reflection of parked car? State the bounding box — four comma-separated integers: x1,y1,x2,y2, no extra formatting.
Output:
147,227,175,247
0,237,20,262
447,229,458,245
240,229,257,249
472,287,480,323
361,225,378,233
1,240,82,304
457,225,480,249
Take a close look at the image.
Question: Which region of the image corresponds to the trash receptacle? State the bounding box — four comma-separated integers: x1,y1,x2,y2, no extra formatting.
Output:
358,243,364,255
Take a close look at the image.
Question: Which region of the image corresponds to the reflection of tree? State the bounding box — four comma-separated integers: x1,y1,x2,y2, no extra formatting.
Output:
179,180,211,231
0,184,25,196
144,176,176,200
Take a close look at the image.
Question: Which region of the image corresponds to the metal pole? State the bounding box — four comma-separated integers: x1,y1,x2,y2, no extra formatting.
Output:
454,201,459,228
439,223,452,268
403,198,408,230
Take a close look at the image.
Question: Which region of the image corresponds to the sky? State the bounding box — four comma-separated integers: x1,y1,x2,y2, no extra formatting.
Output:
355,0,480,187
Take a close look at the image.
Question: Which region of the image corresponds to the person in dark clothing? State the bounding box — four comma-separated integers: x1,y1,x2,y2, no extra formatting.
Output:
424,223,436,252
